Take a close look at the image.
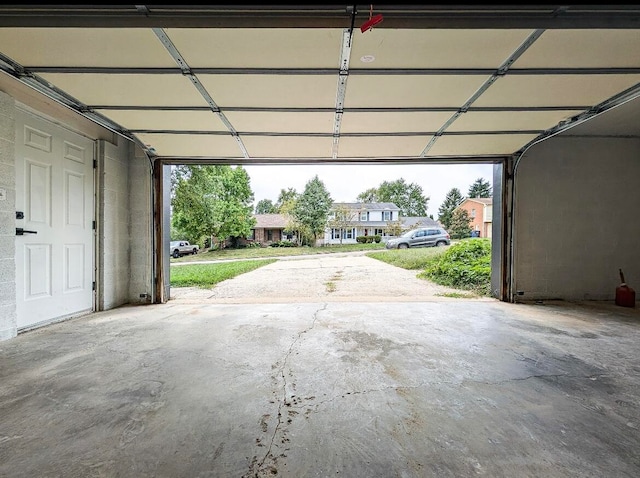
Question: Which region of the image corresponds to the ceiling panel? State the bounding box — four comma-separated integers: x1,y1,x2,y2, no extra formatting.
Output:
513,29,640,68
225,111,335,134
198,74,338,108
96,110,229,132
136,133,243,158
350,29,534,69
38,73,208,107
340,111,453,133
448,110,583,133
168,28,345,68
0,27,175,67
344,75,489,108
474,75,640,108
429,134,539,156
241,136,334,158
1,5,640,164
337,136,432,158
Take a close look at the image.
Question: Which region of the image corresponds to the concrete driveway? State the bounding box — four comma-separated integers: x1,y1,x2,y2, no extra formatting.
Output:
1,254,640,477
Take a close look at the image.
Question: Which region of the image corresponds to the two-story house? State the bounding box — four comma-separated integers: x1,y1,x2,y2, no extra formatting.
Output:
456,197,493,238
323,202,401,245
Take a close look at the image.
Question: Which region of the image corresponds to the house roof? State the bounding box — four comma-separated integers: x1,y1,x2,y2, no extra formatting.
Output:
401,217,441,228
333,202,399,210
462,197,493,205
253,214,288,229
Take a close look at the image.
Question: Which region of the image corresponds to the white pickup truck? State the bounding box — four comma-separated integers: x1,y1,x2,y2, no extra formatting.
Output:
170,240,199,258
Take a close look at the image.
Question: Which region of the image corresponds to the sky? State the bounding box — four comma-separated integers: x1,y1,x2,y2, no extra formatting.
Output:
242,163,495,218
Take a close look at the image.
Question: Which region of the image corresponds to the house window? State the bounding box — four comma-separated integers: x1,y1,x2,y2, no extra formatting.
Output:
383,211,392,221
343,228,354,239
331,229,340,239
375,228,384,236
360,212,368,221
267,230,273,241
470,208,476,218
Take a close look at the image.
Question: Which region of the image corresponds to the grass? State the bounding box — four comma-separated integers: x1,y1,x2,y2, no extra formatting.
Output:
170,259,277,288
171,241,386,263
366,246,446,270
435,291,479,299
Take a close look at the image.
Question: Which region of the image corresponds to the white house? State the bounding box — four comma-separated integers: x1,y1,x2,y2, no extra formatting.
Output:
323,202,401,245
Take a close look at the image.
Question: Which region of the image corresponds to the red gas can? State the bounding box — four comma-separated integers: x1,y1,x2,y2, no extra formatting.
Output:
615,269,636,308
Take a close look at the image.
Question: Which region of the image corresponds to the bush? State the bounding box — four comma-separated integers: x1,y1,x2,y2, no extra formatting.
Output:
418,238,491,295
374,235,381,243
270,240,297,248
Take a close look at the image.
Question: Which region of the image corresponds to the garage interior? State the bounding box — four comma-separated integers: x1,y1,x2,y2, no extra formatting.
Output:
0,5,639,477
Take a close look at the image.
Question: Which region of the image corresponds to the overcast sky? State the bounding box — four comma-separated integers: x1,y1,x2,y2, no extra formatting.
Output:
242,163,495,218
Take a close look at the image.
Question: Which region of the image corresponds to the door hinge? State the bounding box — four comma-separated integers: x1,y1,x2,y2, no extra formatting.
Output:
92,220,96,230
93,159,97,169
92,281,96,291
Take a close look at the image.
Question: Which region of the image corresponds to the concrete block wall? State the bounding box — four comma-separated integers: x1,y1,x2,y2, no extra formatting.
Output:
0,90,16,340
98,140,131,309
513,137,640,301
128,143,153,303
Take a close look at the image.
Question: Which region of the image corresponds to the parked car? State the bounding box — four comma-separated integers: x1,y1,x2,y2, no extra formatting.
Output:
385,227,450,249
170,240,199,258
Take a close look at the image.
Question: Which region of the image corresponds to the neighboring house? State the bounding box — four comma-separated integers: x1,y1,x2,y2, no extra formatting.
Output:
250,214,293,245
324,202,401,245
457,198,493,238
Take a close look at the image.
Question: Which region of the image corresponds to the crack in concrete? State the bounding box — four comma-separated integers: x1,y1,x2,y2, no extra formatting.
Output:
252,303,327,476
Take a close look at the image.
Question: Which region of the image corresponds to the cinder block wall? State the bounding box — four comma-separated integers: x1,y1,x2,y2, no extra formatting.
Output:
513,137,640,301
98,139,153,308
128,144,153,303
98,140,131,309
0,91,16,340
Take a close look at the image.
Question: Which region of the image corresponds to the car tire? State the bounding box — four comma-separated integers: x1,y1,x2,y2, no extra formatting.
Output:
173,250,180,258
435,241,447,247
192,248,198,255
398,243,409,249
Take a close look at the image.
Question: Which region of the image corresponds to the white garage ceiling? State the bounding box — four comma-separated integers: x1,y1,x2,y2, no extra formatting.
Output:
1,5,640,165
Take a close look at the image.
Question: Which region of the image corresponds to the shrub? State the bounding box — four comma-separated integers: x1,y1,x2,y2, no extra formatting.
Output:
374,235,381,243
418,238,491,295
356,236,367,243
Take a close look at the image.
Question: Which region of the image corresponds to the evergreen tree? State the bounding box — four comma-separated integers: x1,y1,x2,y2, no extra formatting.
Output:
438,188,464,229
468,177,492,198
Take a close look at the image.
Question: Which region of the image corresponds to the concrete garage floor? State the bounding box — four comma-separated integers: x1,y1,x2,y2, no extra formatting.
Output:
1,300,639,477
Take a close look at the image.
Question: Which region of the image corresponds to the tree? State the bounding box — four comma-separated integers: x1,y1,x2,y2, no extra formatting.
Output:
356,178,429,216
468,177,492,198
292,175,333,246
449,208,472,239
438,188,464,229
328,204,359,245
275,188,299,212
171,165,255,248
356,187,378,203
255,199,276,214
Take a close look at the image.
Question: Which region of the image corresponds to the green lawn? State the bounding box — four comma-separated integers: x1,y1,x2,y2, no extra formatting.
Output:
170,241,386,263
170,259,277,288
366,247,446,270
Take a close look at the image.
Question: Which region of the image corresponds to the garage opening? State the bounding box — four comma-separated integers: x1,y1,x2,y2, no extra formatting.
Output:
166,162,501,303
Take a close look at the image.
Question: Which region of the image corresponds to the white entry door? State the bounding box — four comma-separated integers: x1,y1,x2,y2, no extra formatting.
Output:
15,109,95,330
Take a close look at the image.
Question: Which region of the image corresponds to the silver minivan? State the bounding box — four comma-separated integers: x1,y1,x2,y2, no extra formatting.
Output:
385,227,450,249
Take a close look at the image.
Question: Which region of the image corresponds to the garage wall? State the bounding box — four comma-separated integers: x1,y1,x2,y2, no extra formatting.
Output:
0,91,16,340
98,140,131,309
513,137,640,301
97,140,154,309
128,145,153,303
